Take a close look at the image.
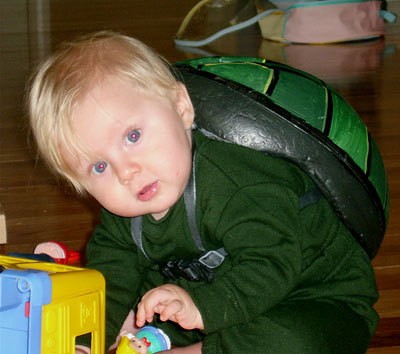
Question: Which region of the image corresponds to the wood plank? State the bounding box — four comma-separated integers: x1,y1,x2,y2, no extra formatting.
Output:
368,347,400,354
369,318,400,349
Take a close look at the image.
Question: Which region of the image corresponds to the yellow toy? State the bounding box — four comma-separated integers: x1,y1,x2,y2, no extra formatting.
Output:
0,255,105,354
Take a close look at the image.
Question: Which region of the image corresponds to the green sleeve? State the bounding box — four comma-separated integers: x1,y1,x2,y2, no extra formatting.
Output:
190,184,303,334
85,209,144,349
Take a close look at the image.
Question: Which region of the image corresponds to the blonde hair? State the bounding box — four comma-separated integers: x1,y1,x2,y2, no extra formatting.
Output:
28,31,180,193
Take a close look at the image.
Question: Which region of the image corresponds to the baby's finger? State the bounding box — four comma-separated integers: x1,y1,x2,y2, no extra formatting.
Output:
135,304,145,327
136,301,154,327
158,299,182,322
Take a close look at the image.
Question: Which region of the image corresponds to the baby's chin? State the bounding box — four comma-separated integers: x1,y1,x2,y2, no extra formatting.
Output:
104,195,179,219
150,208,170,220
106,207,169,220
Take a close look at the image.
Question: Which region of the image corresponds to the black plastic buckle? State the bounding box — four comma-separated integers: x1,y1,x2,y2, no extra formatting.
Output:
160,259,215,282
160,249,226,282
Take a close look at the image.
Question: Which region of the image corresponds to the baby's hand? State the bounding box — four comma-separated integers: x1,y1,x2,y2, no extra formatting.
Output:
136,284,204,330
75,346,91,354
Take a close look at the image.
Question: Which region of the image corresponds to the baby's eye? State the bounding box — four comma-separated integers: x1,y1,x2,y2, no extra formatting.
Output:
126,129,141,144
92,161,108,174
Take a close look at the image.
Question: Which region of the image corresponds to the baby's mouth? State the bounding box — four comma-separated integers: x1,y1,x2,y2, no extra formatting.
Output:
138,181,158,201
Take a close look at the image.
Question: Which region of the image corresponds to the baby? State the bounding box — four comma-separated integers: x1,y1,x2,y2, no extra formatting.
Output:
28,31,379,353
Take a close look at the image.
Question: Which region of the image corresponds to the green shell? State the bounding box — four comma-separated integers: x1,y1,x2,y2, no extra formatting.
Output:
175,56,389,258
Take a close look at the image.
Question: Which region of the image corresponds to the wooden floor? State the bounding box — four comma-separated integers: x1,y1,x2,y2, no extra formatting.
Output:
1,1,399,352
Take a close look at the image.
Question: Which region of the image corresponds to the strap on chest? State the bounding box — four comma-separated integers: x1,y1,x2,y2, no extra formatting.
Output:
131,146,322,278
130,151,226,281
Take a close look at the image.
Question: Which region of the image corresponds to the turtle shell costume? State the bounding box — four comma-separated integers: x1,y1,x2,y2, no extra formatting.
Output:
174,56,389,259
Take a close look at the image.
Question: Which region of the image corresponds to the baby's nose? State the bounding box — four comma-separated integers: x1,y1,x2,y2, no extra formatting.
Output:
117,163,140,185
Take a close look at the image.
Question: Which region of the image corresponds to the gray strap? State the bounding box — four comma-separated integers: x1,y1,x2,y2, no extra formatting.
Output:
183,153,206,253
183,152,227,268
131,215,150,259
130,150,206,258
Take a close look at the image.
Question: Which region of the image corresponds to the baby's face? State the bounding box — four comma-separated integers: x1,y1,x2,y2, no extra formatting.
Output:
65,75,194,219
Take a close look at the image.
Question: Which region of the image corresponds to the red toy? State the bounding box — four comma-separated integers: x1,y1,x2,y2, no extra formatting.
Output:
34,241,81,264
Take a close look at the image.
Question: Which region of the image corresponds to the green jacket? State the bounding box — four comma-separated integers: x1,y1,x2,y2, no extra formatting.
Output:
86,130,378,349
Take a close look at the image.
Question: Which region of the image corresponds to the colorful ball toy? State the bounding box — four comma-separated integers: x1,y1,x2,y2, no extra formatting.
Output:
116,326,171,354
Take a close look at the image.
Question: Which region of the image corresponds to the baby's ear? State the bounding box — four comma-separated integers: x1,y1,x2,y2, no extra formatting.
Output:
175,82,194,129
